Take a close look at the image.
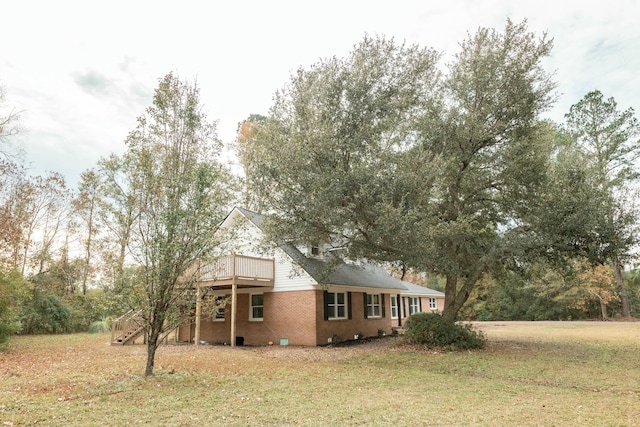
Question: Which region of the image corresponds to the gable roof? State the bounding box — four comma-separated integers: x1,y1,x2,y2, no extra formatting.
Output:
400,280,445,297
235,206,265,228
232,207,444,295
279,244,407,291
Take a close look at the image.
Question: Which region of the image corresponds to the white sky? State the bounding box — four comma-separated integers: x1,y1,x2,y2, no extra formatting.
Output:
2,0,639,187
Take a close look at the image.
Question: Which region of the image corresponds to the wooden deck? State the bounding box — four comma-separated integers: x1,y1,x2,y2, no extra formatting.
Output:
111,310,144,345
112,254,274,347
196,254,275,288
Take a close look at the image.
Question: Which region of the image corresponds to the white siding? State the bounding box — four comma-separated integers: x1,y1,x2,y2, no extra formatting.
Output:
218,209,318,292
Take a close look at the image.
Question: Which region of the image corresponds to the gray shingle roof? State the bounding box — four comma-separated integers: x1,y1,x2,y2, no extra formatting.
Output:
400,280,445,296
234,207,443,295
279,243,407,290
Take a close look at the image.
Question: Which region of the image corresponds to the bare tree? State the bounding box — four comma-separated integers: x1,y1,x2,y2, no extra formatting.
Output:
0,84,24,160
72,169,102,294
0,160,27,265
95,153,139,287
17,173,70,276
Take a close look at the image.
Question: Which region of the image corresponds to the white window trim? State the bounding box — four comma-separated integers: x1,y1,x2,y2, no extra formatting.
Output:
390,296,399,319
429,297,437,310
409,297,420,315
327,291,347,320
366,293,382,318
250,293,264,321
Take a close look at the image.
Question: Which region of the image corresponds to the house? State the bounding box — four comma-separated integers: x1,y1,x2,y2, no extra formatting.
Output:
180,206,447,346
112,207,445,346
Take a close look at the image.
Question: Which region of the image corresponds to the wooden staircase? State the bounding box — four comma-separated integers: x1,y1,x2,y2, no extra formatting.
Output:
111,310,145,345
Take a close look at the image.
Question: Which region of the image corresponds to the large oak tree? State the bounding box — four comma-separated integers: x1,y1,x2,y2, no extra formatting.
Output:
243,21,599,322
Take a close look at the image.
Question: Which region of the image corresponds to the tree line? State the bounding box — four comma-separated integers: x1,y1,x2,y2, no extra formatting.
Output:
1,20,639,373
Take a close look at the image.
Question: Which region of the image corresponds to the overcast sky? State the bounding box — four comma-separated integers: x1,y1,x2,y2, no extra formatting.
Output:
2,0,638,188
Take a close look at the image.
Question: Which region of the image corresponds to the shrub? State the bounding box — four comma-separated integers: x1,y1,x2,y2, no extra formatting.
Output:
65,293,98,333
0,269,29,346
21,291,71,334
0,321,14,348
404,312,486,350
330,334,343,344
88,318,111,334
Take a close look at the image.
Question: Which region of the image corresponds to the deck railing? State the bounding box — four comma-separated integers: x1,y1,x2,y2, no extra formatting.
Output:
198,254,274,285
110,309,144,345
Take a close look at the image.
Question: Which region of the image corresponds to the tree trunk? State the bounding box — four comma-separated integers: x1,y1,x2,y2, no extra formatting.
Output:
145,338,158,377
144,315,162,377
598,297,608,321
613,260,631,318
442,273,479,323
82,204,94,295
442,274,459,323
118,239,127,275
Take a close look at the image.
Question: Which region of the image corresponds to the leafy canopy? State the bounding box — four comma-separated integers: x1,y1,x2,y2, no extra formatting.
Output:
120,73,235,375
242,21,605,322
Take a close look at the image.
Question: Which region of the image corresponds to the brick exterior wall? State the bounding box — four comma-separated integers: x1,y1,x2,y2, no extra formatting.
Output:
182,290,318,346
179,289,402,346
315,292,393,344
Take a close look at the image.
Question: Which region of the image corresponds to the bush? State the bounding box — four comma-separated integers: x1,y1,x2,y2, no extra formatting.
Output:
65,293,98,333
0,269,29,346
88,318,111,334
0,321,14,348
21,291,71,334
404,312,486,350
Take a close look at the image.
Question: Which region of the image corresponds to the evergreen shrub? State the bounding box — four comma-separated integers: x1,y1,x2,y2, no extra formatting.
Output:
404,312,486,350
21,291,71,334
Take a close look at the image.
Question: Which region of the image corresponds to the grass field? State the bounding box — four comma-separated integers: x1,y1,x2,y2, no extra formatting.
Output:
1,321,639,426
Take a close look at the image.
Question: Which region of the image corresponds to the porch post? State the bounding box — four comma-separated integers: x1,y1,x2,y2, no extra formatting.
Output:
231,282,237,348
230,253,237,348
194,286,202,346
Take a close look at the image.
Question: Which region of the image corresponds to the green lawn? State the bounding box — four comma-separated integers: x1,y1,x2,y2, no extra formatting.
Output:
1,322,639,426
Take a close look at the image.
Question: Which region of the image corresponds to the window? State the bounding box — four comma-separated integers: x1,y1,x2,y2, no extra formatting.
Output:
366,294,382,318
390,296,399,319
250,294,264,320
429,298,437,310
326,292,347,320
409,297,420,315
214,296,226,321
310,246,320,256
